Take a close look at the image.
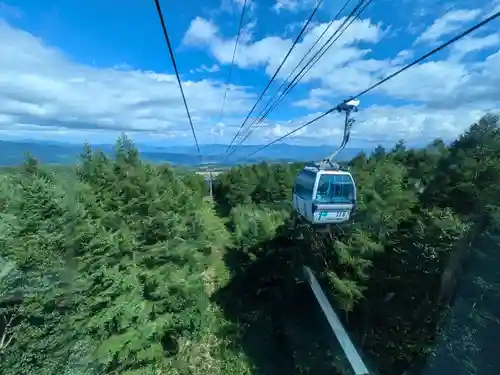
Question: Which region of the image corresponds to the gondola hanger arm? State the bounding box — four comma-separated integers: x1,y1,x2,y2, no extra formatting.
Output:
318,98,360,170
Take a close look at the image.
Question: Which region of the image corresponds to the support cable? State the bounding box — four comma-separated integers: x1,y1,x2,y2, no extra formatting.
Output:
236,10,500,162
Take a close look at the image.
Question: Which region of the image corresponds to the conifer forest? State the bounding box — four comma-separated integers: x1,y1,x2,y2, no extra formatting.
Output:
1,115,499,375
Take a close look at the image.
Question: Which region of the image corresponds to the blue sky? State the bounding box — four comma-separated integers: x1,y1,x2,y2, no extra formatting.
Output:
0,0,499,150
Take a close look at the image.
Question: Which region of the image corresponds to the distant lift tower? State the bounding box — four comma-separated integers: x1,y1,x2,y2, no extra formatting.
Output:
209,170,213,199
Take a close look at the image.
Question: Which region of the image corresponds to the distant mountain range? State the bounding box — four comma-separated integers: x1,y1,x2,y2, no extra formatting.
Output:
0,140,373,167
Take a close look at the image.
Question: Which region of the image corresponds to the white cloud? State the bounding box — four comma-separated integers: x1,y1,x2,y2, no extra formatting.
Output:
265,7,500,113
184,17,293,69
487,0,500,17
190,64,221,74
256,103,493,147
372,47,500,111
2,3,500,150
375,60,472,103
210,122,225,136
184,15,386,91
290,44,499,115
183,17,219,46
415,8,482,45
280,18,386,80
293,88,331,110
293,97,329,109
448,33,500,62
293,88,331,109
220,0,256,14
180,5,500,146
391,49,414,65
288,45,500,146
271,0,327,14
0,20,255,144
282,20,308,37
273,0,308,14
352,104,487,142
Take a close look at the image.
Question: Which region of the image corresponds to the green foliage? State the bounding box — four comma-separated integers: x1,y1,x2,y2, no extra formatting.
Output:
229,203,289,268
1,114,499,375
0,136,236,375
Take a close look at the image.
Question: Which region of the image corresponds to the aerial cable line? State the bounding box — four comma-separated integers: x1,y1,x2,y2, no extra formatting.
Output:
217,0,248,129
240,8,500,160
222,0,325,158
236,9,500,162
231,0,370,153
241,0,372,144
255,0,372,125
225,0,369,160
241,0,358,137
223,0,324,157
154,0,202,158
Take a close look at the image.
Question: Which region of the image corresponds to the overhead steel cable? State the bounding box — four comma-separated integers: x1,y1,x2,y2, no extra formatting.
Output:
222,0,325,158
256,0,372,123
242,0,359,135
217,0,248,128
154,0,202,158
236,10,500,162
248,0,354,126
241,0,372,143
224,0,369,161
